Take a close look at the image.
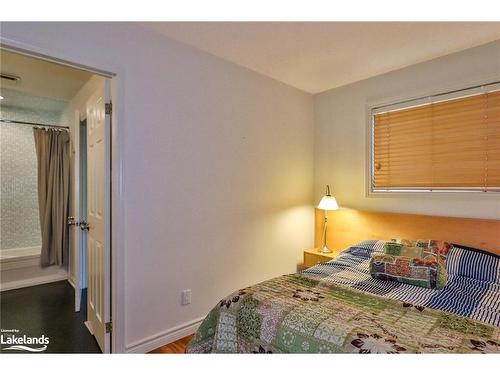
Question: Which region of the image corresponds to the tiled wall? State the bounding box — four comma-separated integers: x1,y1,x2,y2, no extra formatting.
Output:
0,89,67,250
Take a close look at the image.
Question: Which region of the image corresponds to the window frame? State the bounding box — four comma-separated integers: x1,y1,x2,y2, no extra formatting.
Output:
366,80,500,196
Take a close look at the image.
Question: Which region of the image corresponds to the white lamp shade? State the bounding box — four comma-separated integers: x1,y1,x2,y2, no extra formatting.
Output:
317,195,339,211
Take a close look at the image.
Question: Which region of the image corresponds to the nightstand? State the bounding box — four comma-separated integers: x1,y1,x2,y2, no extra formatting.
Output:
303,248,340,268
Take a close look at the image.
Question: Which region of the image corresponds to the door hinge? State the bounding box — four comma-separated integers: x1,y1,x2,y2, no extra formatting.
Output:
105,102,112,115
105,321,113,333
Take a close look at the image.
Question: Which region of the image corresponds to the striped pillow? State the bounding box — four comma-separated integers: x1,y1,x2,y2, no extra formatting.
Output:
447,244,500,283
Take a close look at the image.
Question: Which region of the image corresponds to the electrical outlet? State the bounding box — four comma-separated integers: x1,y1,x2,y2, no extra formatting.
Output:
181,289,192,305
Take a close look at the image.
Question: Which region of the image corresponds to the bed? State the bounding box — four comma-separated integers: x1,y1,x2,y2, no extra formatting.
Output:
187,239,500,353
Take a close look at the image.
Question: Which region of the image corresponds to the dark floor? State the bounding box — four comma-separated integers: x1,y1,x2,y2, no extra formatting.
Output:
0,281,101,353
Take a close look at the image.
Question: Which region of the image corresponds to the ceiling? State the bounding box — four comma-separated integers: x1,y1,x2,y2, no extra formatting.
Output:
142,22,500,93
0,50,93,102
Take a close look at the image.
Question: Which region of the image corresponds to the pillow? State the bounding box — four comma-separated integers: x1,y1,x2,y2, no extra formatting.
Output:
384,239,451,264
448,244,499,283
370,254,448,289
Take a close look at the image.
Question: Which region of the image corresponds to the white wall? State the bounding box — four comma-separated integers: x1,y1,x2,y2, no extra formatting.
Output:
314,40,500,220
0,22,315,352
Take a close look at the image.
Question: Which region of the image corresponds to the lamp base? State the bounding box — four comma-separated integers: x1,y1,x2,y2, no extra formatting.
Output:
319,246,333,254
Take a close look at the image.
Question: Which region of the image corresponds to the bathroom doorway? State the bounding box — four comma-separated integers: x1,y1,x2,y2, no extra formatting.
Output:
0,49,113,353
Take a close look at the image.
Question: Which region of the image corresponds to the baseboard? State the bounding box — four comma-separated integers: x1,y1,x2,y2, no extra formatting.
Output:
0,273,68,292
124,316,205,353
0,254,41,271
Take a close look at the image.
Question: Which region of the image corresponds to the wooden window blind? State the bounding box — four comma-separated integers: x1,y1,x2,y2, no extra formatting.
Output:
372,90,500,191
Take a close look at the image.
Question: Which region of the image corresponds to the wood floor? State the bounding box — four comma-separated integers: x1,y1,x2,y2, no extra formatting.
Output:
149,335,194,354
0,281,100,353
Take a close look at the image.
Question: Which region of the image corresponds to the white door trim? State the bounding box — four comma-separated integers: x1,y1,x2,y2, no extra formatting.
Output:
0,37,126,353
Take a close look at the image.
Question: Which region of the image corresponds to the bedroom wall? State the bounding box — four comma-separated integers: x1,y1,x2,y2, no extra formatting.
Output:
0,22,315,352
314,40,500,220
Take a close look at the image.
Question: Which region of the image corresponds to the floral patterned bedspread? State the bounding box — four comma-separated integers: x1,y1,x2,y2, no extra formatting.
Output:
187,241,500,354
187,273,500,353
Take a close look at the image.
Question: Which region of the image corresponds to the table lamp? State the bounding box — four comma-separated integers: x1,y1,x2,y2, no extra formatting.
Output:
317,185,339,253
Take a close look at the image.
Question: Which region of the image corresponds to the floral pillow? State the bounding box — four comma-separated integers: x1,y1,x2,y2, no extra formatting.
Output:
369,254,448,289
384,239,451,264
369,239,451,289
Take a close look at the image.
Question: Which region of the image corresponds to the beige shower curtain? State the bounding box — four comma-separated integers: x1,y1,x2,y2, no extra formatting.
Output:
33,128,71,267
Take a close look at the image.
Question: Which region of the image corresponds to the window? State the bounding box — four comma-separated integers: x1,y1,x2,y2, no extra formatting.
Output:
371,86,500,192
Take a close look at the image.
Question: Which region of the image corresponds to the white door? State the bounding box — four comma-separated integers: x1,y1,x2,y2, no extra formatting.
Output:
85,80,111,353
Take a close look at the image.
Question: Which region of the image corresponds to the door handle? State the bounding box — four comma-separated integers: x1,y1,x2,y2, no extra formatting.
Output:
67,216,79,226
79,221,90,231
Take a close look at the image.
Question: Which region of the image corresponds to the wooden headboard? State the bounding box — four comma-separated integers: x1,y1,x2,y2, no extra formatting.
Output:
314,208,500,256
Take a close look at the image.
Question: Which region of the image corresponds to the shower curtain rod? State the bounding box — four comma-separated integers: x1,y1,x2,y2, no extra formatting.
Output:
0,119,68,130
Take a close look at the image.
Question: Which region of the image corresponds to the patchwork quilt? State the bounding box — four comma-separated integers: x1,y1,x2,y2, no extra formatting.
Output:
187,240,500,353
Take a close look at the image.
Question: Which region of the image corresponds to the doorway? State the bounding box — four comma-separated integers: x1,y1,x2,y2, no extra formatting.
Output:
0,48,114,353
